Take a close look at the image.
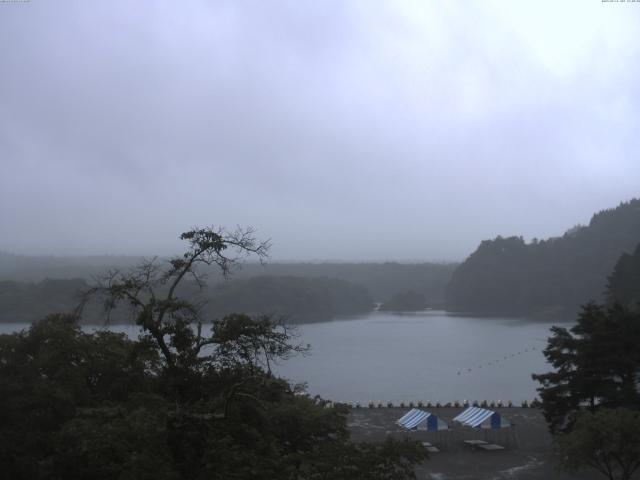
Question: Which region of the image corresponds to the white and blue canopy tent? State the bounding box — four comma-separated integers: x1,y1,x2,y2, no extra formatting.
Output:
453,407,510,429
453,407,517,447
397,408,449,431
396,408,450,446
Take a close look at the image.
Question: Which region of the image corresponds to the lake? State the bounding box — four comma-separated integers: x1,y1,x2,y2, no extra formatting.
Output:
0,310,558,404
273,310,556,404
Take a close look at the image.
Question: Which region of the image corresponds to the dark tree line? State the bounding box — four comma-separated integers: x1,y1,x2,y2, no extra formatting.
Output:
0,252,457,306
0,275,373,324
0,278,90,322
447,198,640,317
204,275,373,320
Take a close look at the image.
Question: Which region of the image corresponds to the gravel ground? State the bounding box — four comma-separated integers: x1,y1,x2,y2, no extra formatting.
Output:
347,407,601,480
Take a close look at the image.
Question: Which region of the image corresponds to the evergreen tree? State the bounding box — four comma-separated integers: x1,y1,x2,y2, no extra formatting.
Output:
532,303,640,434
607,243,640,309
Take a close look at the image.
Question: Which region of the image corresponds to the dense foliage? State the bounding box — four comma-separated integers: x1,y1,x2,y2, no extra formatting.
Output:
446,199,640,316
532,303,640,434
555,408,640,480
379,290,427,311
0,227,427,478
0,314,426,479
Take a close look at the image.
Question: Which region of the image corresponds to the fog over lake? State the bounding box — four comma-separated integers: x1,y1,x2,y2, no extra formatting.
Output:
2,1,639,262
1,310,555,403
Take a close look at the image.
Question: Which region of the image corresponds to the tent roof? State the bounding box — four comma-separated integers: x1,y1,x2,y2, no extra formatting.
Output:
397,408,429,429
396,408,448,431
453,407,510,429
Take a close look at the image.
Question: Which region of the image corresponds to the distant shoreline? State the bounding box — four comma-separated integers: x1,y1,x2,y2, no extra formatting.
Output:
0,306,574,327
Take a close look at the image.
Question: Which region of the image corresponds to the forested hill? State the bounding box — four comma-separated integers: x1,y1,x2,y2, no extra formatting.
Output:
227,262,456,304
203,276,373,320
0,276,373,324
446,198,640,318
0,254,456,305
0,253,143,280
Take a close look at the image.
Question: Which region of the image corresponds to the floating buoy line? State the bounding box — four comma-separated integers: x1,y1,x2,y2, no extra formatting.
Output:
455,346,539,376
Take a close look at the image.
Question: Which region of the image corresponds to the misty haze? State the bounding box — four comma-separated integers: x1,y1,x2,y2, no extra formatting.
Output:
1,2,640,480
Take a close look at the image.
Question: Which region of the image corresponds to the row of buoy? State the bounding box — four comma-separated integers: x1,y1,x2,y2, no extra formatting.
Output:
456,347,538,376
328,399,540,409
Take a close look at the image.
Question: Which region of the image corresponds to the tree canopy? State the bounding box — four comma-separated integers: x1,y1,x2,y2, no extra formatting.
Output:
532,303,640,434
0,226,427,479
555,408,640,480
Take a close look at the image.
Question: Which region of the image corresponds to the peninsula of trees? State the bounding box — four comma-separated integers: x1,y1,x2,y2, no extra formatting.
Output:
379,290,427,312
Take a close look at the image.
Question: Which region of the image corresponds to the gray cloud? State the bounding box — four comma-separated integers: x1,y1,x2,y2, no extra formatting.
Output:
1,0,639,260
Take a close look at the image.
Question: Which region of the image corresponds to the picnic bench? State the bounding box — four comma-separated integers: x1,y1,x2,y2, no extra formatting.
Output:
421,442,440,453
477,443,505,451
463,440,487,448
463,439,505,451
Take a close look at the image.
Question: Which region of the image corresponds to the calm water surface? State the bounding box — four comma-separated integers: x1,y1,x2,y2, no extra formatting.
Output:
0,310,558,404
273,310,556,404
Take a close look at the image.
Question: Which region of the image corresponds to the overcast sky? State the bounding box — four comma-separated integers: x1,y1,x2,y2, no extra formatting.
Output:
1,0,639,261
